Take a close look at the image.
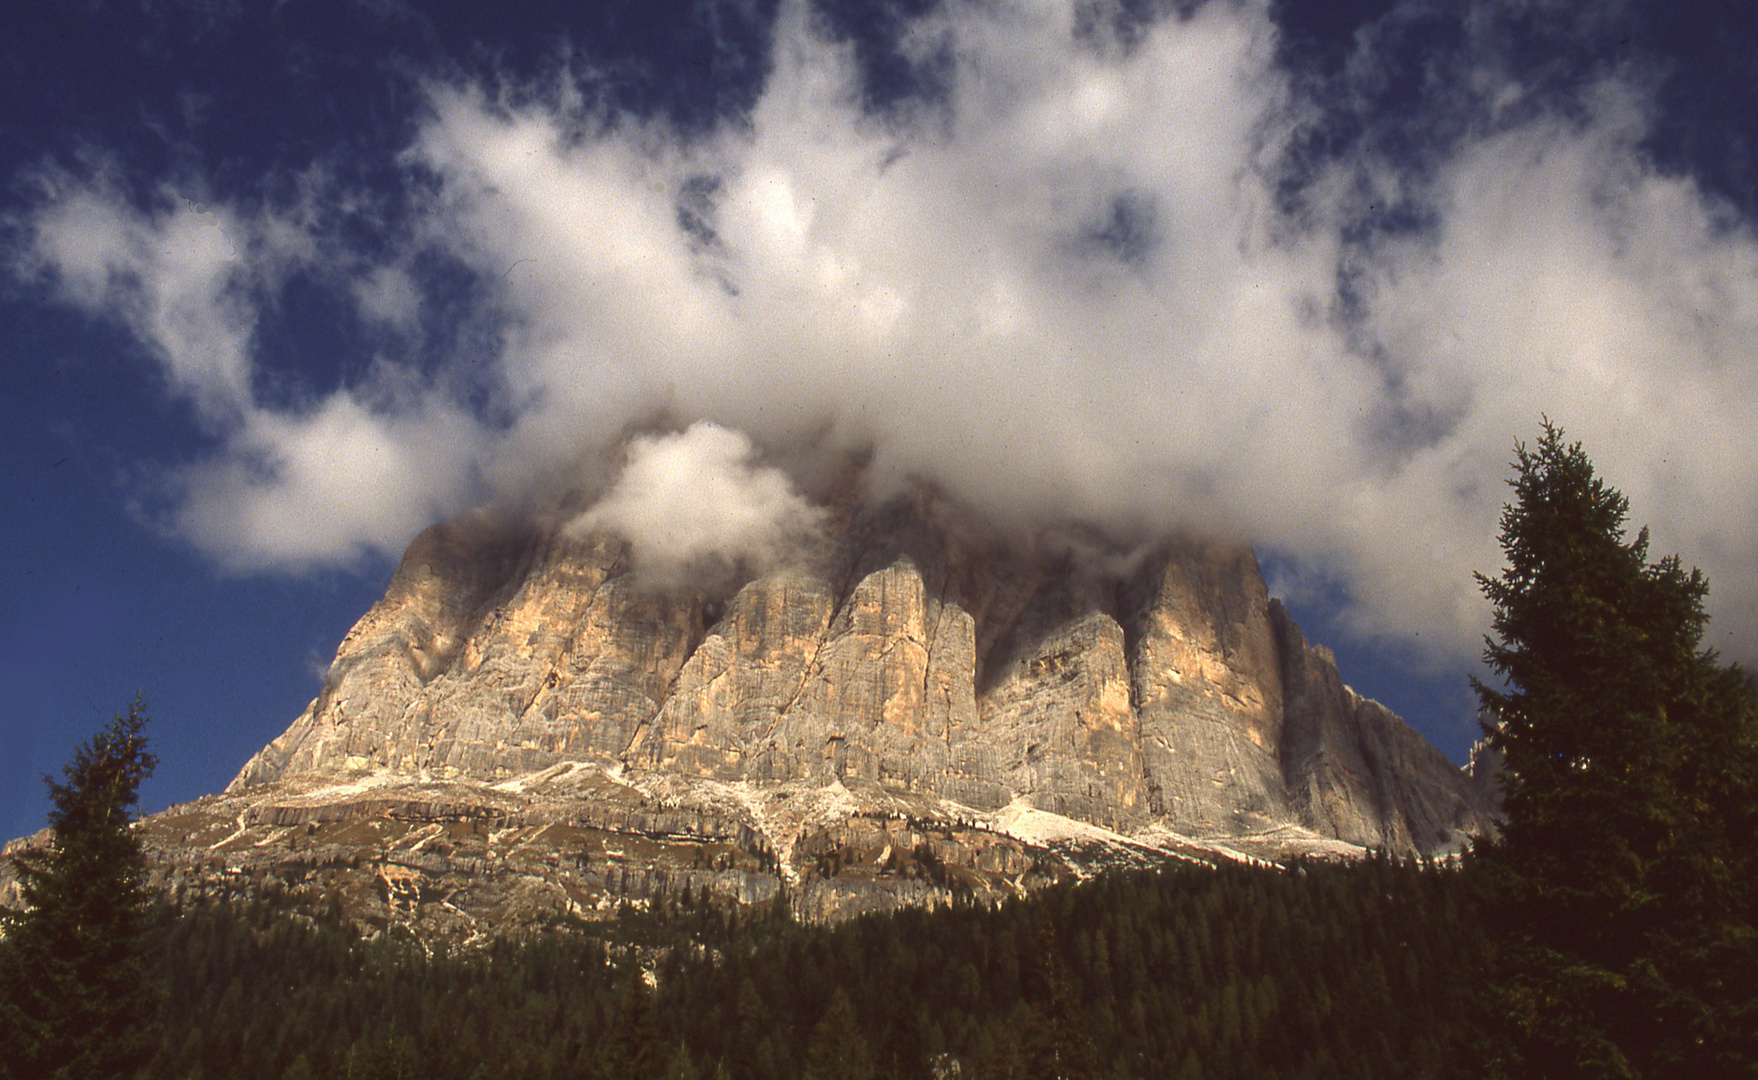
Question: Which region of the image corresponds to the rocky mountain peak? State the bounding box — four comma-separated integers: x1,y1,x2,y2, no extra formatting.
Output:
4,491,1497,934
235,490,1496,856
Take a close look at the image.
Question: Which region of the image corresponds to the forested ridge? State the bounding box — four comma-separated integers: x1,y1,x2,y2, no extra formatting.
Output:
141,856,1487,1080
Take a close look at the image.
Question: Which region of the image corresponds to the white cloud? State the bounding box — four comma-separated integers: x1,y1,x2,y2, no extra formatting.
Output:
16,180,480,569
17,0,1758,667
352,265,423,330
1355,86,1758,656
169,391,485,572
568,422,826,588
23,185,269,423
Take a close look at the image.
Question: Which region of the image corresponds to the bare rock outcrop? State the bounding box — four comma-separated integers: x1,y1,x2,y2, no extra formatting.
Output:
229,491,1498,871
7,489,1498,932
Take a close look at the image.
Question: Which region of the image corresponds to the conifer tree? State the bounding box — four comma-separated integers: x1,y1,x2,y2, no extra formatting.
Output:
1473,423,1758,1078
602,977,662,1080
802,989,875,1080
0,698,160,1080
1023,922,1096,1080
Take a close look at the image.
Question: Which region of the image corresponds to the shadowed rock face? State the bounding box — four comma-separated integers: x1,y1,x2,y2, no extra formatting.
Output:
231,493,1498,859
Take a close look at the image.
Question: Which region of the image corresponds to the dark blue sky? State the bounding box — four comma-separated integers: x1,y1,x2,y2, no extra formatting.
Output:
3,0,1754,842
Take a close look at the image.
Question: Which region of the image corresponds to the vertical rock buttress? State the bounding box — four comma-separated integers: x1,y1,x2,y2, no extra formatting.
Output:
231,498,1496,856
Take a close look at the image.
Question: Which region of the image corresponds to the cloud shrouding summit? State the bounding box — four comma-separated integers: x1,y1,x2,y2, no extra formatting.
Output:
568,423,827,589
16,0,1758,663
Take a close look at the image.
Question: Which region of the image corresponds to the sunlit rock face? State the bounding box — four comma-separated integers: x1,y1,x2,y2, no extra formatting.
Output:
0,492,1504,936
232,492,1497,858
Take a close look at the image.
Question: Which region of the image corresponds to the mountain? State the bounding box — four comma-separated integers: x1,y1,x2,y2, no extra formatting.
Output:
5,491,1499,934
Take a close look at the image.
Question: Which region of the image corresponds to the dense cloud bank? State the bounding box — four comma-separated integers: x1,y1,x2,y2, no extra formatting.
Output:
14,0,1758,664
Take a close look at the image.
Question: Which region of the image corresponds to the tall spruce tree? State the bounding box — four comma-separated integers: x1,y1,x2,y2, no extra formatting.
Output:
0,698,160,1080
1473,423,1758,1078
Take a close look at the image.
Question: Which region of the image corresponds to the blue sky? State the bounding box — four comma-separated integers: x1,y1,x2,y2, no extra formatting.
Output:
3,0,1755,841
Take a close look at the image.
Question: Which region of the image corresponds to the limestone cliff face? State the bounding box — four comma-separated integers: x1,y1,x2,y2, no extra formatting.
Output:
232,495,1497,859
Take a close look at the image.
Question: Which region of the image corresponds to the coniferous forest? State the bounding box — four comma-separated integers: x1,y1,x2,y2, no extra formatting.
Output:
143,856,1487,1080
